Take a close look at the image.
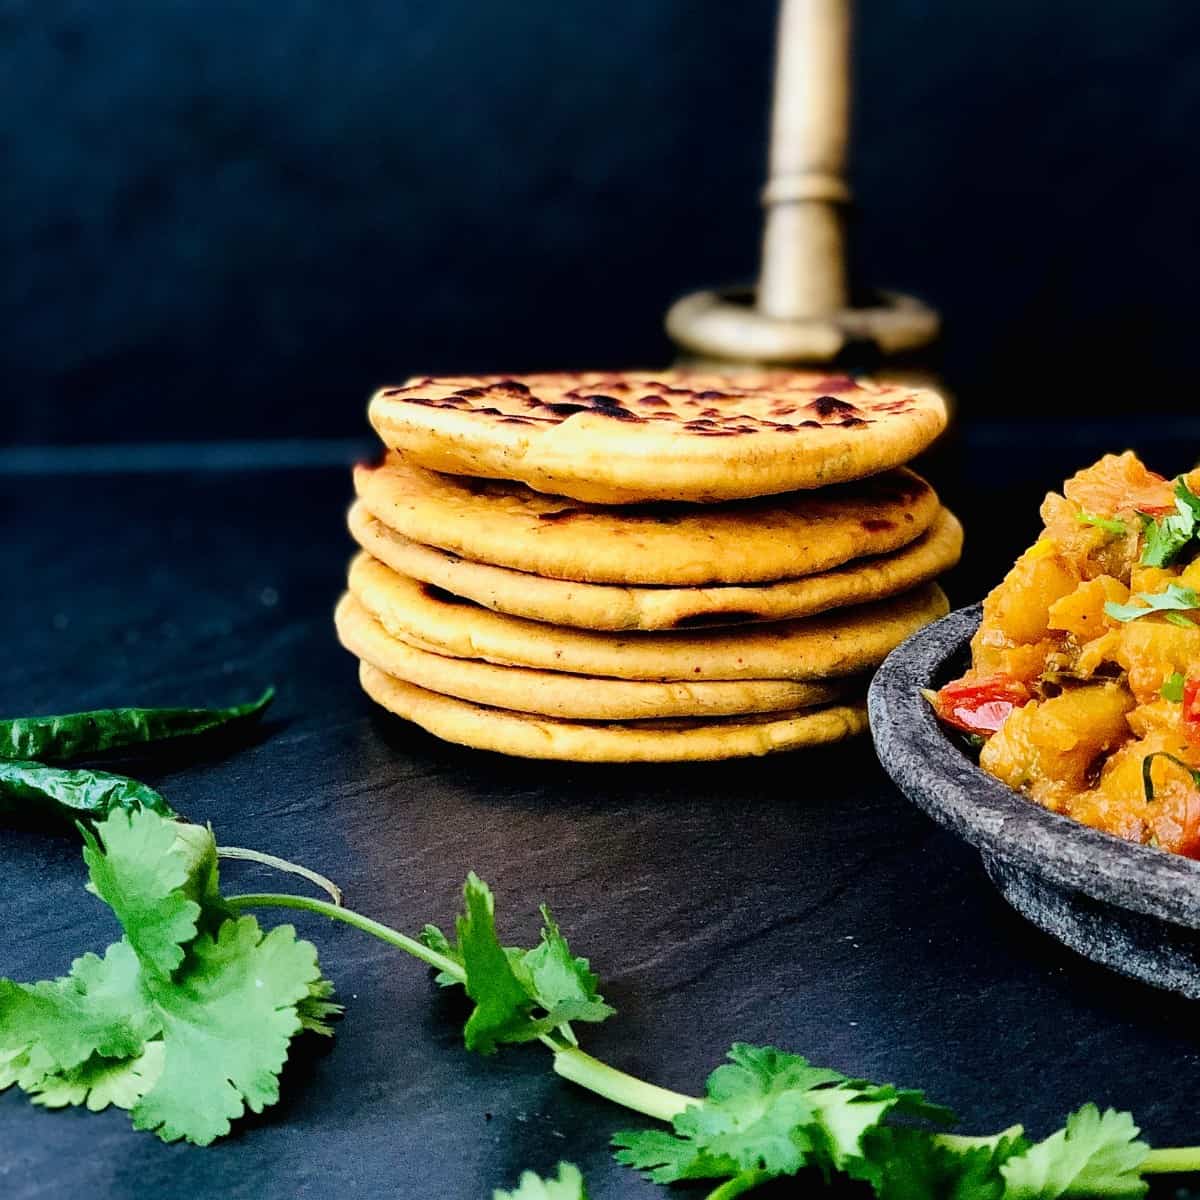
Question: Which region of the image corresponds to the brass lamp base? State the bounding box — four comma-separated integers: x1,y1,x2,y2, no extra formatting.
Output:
667,1,941,371
666,286,939,366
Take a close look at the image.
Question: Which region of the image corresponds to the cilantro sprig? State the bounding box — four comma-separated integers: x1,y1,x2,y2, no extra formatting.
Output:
1104,584,1200,629
1138,477,1200,568
419,873,614,1053
7,808,1200,1195
215,848,1200,1197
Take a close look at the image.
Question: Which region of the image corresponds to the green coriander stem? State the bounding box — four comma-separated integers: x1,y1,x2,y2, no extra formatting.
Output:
218,846,344,906
551,1045,696,1123
1142,1146,1200,1174
225,892,464,981
704,1172,772,1200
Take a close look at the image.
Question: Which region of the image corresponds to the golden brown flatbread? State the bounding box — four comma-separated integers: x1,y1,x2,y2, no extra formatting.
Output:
352,455,940,586
336,593,850,719
347,552,949,682
356,661,868,761
367,370,947,504
348,501,961,631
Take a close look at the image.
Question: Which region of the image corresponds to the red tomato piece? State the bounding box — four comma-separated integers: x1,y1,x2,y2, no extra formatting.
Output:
1184,676,1200,745
932,676,1032,735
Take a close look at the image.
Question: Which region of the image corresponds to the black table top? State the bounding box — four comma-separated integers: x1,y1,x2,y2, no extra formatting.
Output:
4,421,1200,1199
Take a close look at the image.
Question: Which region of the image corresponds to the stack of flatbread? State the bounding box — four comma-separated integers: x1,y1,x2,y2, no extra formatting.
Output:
338,370,959,761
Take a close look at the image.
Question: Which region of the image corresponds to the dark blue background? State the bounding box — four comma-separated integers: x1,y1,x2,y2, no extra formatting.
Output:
5,1,1200,446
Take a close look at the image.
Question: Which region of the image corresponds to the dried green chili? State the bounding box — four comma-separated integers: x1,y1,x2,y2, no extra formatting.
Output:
0,758,174,820
0,688,274,762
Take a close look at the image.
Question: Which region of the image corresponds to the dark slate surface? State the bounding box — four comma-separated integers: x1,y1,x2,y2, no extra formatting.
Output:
4,430,1200,1198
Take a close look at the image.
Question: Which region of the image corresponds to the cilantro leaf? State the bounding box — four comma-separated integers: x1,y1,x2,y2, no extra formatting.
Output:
0,941,153,1079
429,875,614,1054
1104,584,1200,627
1139,478,1200,567
999,1104,1149,1198
457,873,544,1054
82,810,205,975
133,917,321,1145
1162,672,1186,702
1,808,338,1146
614,1044,953,1189
521,907,614,1041
493,1162,589,1200
866,1127,1027,1200
29,1043,165,1112
297,977,344,1037
612,1126,739,1183
419,923,465,987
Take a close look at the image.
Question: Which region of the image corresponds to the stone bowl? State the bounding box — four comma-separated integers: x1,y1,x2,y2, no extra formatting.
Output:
869,603,1200,998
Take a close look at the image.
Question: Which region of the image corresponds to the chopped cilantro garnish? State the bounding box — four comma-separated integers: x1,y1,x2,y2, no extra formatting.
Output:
1162,672,1186,702
1139,478,1200,567
1076,512,1127,536
1142,752,1200,804
1104,584,1200,627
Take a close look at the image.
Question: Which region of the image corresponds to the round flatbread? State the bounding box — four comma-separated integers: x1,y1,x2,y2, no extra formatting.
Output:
348,501,961,631
367,370,948,504
336,594,849,719
347,553,949,681
352,455,939,586
356,661,868,762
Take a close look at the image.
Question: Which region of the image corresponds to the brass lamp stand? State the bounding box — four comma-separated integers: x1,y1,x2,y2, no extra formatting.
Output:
666,0,939,366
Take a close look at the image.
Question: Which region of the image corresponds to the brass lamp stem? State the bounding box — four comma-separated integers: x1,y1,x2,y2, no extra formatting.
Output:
758,0,851,320
665,0,938,366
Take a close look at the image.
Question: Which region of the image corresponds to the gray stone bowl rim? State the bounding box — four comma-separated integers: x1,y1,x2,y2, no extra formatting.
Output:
868,603,1200,929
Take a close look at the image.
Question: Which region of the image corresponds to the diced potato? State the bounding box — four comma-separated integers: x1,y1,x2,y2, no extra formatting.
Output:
1083,736,1200,855
976,553,1080,648
980,683,1134,807
969,639,1057,686
1179,558,1200,590
1046,576,1128,639
1073,630,1122,678
1127,698,1185,739
1129,565,1176,595
1116,621,1200,705
1061,451,1175,516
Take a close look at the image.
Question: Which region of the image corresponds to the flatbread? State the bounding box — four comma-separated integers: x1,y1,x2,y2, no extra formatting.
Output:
347,553,949,681
336,594,850,719
356,661,868,761
352,455,939,586
368,370,947,504
348,501,961,631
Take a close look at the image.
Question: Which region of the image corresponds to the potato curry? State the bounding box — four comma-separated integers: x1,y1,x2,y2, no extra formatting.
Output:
932,452,1200,856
